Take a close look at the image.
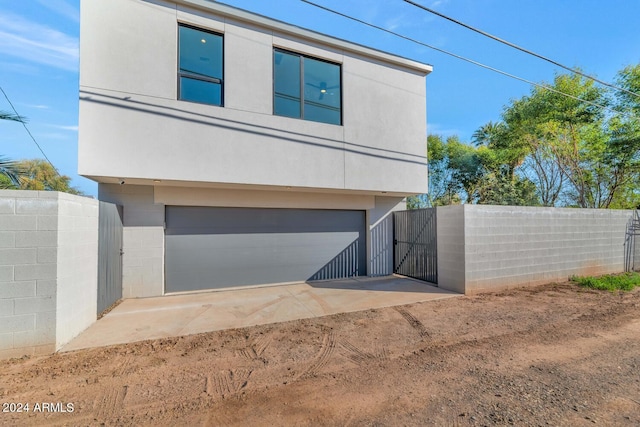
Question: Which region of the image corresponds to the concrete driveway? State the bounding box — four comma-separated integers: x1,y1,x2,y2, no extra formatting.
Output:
62,276,459,352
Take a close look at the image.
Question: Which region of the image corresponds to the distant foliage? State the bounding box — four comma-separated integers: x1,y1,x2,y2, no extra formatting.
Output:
0,159,83,195
418,63,640,208
0,157,23,188
406,194,429,209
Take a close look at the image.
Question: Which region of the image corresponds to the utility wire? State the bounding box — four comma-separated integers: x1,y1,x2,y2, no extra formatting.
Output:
300,0,614,114
403,0,640,100
0,85,58,172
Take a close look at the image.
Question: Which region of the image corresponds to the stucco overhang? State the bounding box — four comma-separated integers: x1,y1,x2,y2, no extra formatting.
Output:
174,0,433,75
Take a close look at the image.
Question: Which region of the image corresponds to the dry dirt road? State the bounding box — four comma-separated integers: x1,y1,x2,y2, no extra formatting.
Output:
1,282,639,426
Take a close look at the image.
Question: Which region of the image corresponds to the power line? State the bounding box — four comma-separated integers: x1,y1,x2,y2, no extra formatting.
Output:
299,0,613,113
0,85,58,172
403,0,640,100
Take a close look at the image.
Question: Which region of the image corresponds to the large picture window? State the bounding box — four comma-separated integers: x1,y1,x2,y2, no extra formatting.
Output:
274,49,342,125
178,24,223,106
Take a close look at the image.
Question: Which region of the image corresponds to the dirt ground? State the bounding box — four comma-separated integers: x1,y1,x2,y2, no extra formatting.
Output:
1,282,639,426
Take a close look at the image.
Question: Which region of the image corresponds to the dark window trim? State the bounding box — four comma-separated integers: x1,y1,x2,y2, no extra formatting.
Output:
178,23,224,107
273,48,343,126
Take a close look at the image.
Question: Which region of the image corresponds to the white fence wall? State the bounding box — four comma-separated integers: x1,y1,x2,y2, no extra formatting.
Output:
0,191,99,359
437,205,633,294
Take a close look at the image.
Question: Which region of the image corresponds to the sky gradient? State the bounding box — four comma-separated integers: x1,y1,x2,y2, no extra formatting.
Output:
1,0,639,196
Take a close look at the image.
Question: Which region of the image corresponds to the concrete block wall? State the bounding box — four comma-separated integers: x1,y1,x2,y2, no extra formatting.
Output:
435,205,466,294
0,190,99,359
55,194,99,348
98,184,164,298
437,205,633,294
1,191,58,359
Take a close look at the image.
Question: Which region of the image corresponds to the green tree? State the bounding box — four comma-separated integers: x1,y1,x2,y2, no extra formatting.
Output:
426,134,461,206
14,159,83,195
0,157,23,188
520,142,566,206
472,121,527,180
472,142,540,206
445,136,485,203
407,134,463,209
475,173,539,206
534,74,609,207
478,67,640,209
2,112,84,196
0,111,26,122
606,64,640,208
417,64,639,209
406,194,429,209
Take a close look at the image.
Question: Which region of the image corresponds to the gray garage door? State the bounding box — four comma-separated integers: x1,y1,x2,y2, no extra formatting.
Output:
165,206,366,292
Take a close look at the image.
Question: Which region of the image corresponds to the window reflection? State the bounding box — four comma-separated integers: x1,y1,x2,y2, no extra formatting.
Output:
273,49,341,125
178,25,223,106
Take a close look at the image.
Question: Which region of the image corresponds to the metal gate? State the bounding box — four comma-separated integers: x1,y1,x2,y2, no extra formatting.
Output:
625,210,640,272
97,202,123,315
393,208,437,283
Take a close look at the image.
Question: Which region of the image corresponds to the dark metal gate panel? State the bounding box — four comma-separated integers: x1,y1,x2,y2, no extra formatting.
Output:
393,208,437,283
625,210,639,272
97,202,123,314
165,206,366,292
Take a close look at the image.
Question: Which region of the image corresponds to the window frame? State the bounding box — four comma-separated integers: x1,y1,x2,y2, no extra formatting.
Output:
273,48,343,126
177,23,224,107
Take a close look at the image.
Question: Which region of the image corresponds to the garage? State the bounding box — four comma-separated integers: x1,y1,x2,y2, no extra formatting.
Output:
165,206,366,293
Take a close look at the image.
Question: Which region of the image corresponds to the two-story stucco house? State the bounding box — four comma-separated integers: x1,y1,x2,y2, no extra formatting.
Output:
78,0,432,298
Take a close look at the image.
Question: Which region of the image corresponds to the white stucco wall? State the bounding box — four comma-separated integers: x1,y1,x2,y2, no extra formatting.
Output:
99,183,406,297
78,0,430,195
98,185,164,298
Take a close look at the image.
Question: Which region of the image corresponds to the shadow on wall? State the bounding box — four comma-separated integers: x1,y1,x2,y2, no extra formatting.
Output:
308,238,364,281
625,210,640,272
370,215,393,276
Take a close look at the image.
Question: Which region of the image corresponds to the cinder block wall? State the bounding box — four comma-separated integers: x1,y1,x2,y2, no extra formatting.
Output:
435,205,466,293
98,184,164,298
55,194,99,348
0,191,99,359
437,205,633,294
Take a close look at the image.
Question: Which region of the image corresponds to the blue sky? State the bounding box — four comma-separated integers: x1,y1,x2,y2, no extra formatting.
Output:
1,0,639,197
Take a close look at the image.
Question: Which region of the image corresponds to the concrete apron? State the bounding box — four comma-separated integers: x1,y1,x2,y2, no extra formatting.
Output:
62,276,460,352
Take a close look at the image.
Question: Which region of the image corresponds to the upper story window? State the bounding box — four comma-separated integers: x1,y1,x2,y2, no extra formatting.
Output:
178,24,223,106
273,49,342,125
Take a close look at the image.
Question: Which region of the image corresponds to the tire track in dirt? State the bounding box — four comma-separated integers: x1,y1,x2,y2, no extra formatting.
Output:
339,340,389,366
205,411,237,427
206,369,252,398
299,330,336,379
237,335,272,360
95,385,128,420
394,306,430,338
116,355,134,375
